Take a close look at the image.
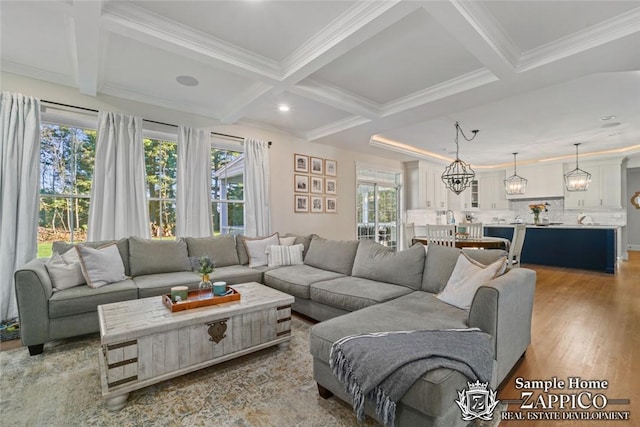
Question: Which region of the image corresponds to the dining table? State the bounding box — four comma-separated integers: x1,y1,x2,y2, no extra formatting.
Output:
412,236,509,250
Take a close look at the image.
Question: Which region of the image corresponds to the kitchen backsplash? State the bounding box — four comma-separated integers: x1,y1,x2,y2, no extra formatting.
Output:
407,196,627,227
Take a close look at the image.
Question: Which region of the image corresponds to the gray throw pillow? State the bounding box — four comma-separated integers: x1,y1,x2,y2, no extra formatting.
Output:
52,238,131,276
76,244,127,288
46,252,86,291
185,235,239,267
352,240,425,290
282,233,317,259
304,237,359,275
128,236,190,277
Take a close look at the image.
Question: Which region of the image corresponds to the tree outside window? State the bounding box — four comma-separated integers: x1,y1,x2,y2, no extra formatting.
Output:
145,138,177,238
38,124,96,257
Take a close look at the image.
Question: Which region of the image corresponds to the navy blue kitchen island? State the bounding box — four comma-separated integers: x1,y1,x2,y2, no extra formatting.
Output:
485,225,618,274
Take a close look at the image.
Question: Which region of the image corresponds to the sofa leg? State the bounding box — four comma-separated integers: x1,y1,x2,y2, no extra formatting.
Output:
28,344,44,356
317,383,334,399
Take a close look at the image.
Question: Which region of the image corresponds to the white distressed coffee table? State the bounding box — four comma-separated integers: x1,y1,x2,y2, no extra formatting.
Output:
97,282,294,410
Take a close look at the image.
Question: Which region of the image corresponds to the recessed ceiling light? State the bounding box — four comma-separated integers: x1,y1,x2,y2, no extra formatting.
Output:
601,122,621,128
278,104,290,112
176,75,199,87
600,115,616,121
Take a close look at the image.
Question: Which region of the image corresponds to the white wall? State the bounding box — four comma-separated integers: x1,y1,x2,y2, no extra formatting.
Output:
627,167,640,250
1,72,402,240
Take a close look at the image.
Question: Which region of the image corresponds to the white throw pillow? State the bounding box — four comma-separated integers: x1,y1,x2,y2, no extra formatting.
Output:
46,252,86,291
243,233,280,268
76,244,127,288
437,252,507,310
279,236,297,246
266,244,304,267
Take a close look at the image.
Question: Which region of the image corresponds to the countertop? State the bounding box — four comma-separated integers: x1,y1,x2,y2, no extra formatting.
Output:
484,223,621,230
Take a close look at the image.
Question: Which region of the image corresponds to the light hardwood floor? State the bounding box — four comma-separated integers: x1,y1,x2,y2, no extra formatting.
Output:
498,251,639,426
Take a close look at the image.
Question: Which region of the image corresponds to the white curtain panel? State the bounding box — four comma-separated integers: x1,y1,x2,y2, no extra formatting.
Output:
87,112,150,241
176,127,212,237
244,138,271,237
0,92,41,321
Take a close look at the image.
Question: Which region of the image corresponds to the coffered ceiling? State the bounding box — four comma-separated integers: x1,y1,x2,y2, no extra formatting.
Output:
2,0,639,166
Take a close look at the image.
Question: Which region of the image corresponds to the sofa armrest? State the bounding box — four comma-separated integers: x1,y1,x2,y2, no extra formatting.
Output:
468,268,536,384
14,258,53,347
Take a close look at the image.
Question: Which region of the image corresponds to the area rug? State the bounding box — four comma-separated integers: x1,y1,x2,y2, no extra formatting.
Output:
0,316,503,426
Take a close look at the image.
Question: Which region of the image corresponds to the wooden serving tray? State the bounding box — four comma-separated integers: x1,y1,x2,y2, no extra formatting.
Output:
162,288,240,312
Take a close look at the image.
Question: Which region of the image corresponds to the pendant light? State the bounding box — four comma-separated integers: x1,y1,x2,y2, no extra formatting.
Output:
564,143,591,191
441,121,478,195
504,152,527,195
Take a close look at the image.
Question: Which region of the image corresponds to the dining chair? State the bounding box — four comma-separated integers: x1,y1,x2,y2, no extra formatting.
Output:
507,224,527,268
404,222,416,248
465,223,483,239
425,224,456,247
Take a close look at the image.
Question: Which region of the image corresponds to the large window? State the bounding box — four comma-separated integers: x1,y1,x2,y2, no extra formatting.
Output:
145,138,177,238
212,148,244,235
38,124,96,256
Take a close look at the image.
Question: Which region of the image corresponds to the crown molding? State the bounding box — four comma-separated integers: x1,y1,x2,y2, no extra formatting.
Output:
382,68,498,117
102,2,281,83
0,60,76,89
290,78,381,120
280,0,413,82
100,82,222,122
305,115,371,141
218,82,276,124
450,0,520,69
517,6,640,73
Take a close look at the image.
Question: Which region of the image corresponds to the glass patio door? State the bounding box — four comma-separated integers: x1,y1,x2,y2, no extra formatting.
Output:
356,182,399,251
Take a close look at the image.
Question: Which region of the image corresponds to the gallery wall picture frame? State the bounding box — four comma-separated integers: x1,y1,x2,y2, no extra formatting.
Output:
310,157,324,175
294,154,309,173
310,176,323,194
310,196,323,213
294,195,309,213
325,159,337,177
325,178,337,195
325,196,337,213
294,174,309,193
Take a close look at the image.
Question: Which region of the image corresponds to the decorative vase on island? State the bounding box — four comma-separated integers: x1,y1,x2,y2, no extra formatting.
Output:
533,212,540,225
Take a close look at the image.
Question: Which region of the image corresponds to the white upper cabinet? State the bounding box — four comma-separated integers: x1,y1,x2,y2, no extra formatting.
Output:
506,163,565,200
404,160,449,210
477,171,508,210
564,159,622,209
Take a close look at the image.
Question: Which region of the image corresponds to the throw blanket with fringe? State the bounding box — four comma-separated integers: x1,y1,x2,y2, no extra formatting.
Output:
329,329,494,427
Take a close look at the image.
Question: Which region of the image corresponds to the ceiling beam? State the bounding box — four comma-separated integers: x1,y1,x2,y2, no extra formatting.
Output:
290,79,381,120
218,1,420,126
70,1,102,96
421,0,519,80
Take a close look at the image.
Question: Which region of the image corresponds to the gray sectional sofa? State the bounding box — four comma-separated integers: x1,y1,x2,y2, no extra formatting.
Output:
14,233,536,427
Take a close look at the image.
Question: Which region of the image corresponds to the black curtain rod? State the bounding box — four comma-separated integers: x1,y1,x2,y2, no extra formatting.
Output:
42,99,271,146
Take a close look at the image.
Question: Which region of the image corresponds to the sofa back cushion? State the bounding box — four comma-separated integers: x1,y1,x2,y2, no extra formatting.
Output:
52,238,130,276
129,236,191,276
351,240,425,290
422,244,507,293
185,235,239,267
281,233,317,259
304,237,359,275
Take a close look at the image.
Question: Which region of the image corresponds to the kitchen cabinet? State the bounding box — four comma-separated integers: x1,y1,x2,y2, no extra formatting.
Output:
506,163,564,199
447,183,476,211
404,160,449,210
485,225,617,274
563,159,622,209
478,171,508,210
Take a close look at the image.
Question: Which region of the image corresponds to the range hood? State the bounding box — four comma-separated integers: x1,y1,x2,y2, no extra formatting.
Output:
506,163,564,200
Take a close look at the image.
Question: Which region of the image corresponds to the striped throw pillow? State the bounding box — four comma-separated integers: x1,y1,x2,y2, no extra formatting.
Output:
266,244,304,267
